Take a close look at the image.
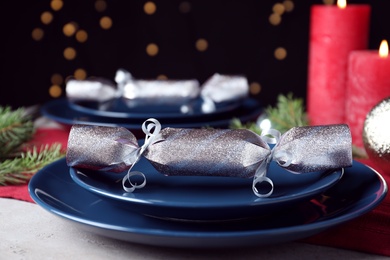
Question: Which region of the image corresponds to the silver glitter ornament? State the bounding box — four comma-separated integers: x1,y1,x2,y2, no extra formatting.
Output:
363,97,390,174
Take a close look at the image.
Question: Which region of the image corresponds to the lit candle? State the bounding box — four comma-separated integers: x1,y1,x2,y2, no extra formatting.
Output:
346,40,390,148
307,0,371,125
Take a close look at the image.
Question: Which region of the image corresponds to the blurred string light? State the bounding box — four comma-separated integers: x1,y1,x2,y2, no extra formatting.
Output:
144,1,157,15
76,30,88,43
32,1,297,98
100,16,113,30
31,28,44,41
146,43,159,56
323,0,335,5
50,0,63,11
247,0,294,96
157,74,168,80
95,0,107,12
49,73,63,98
40,11,53,25
256,114,272,131
195,38,208,52
249,0,296,126
63,22,78,37
31,0,111,98
63,47,77,60
74,68,87,80
179,1,191,13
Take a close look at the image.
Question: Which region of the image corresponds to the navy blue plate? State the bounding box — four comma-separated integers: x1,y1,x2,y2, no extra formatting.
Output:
69,157,343,221
69,97,243,119
40,98,263,130
29,159,387,248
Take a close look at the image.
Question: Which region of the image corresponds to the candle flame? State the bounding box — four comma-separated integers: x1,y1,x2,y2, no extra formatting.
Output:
379,40,389,58
337,0,347,9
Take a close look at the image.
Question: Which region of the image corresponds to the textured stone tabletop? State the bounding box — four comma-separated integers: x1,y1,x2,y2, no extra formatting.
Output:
1,198,387,260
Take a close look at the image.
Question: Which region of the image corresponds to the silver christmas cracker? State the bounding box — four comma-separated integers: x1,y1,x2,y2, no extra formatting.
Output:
66,125,139,173
66,69,249,113
66,120,352,197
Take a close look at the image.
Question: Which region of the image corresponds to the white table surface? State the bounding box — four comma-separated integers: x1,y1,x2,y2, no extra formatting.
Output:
1,198,388,260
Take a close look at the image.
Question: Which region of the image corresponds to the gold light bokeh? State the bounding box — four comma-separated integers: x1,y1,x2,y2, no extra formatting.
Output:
273,3,285,15
323,0,335,5
63,47,77,60
74,68,87,80
100,16,113,29
146,43,159,56
41,11,53,25
49,84,62,98
179,1,191,13
250,82,262,95
274,47,287,60
195,38,208,52
35,1,296,100
144,2,157,15
157,74,168,80
31,28,44,41
50,73,63,85
76,30,88,43
269,13,281,26
95,0,107,12
63,22,78,37
283,0,294,12
50,0,63,11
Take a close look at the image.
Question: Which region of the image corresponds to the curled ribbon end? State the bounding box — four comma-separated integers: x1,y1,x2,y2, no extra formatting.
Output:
122,171,147,193
252,176,274,198
122,118,162,193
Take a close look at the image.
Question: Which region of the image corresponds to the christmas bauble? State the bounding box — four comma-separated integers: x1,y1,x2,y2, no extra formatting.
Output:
363,97,390,174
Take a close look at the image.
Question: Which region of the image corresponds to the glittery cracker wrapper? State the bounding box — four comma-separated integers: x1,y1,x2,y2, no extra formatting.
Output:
66,119,352,197
66,124,140,173
65,69,249,114
143,128,270,178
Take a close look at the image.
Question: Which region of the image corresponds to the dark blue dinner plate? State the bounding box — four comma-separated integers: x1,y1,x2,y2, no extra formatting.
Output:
69,157,343,221
69,97,243,119
29,158,387,248
40,98,263,130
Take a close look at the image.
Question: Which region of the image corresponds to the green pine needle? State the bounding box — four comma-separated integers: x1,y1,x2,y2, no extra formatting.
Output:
230,92,308,134
0,106,35,158
230,93,367,159
0,144,65,185
265,92,308,133
230,118,262,135
0,105,67,185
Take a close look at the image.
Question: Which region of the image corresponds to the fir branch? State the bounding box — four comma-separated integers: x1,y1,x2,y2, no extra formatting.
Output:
230,118,262,135
265,92,308,133
0,106,35,158
0,143,66,185
230,93,308,134
230,93,367,159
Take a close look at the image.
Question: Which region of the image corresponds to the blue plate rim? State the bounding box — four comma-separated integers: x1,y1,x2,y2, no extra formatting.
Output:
69,163,344,209
68,98,243,119
28,158,388,241
40,98,263,129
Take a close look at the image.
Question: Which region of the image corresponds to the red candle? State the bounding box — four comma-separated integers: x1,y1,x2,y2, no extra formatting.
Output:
346,40,390,148
307,1,371,126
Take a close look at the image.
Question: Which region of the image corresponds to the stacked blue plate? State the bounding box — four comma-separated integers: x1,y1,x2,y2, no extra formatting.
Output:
28,158,387,248
40,97,263,132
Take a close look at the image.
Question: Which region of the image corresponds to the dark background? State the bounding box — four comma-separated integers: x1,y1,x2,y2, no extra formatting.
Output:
0,0,389,109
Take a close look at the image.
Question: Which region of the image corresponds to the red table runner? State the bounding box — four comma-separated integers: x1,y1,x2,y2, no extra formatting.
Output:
0,127,389,256
0,128,69,203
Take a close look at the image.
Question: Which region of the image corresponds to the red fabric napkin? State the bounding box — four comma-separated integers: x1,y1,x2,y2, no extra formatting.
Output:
0,128,69,203
303,160,390,257
0,127,389,256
